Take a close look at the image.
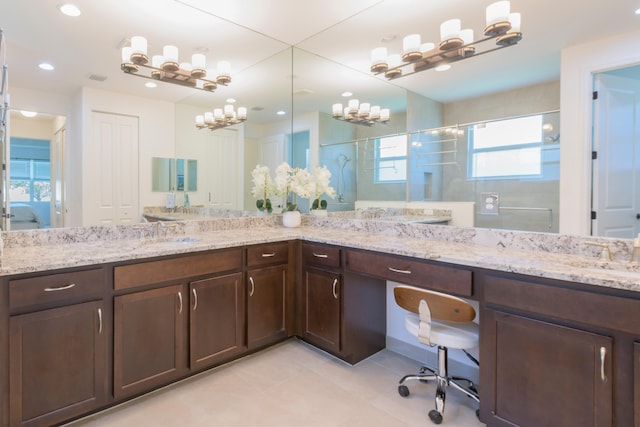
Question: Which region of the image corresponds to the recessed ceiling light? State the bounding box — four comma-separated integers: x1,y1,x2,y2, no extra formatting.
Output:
276,110,286,116
145,82,157,88
20,111,38,118
435,64,451,72
341,91,353,97
635,7,640,14
226,98,236,104
58,3,81,17
38,62,55,71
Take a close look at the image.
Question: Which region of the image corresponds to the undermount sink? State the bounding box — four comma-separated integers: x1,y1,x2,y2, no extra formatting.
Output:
377,215,450,224
141,236,200,245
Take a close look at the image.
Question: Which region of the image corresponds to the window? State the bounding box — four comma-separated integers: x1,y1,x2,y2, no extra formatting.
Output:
468,115,543,179
375,134,407,183
9,159,51,202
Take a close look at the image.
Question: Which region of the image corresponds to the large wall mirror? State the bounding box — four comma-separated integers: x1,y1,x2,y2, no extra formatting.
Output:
2,1,638,238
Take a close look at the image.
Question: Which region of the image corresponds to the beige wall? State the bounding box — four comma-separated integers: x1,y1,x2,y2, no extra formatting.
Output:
444,80,560,126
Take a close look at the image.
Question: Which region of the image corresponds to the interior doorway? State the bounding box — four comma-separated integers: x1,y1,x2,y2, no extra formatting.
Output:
592,66,640,238
6,111,66,230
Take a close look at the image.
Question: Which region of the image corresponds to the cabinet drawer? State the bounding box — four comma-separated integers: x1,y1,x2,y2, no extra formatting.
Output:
346,250,472,297
246,242,289,267
302,243,341,269
483,274,640,334
114,248,242,290
9,268,105,311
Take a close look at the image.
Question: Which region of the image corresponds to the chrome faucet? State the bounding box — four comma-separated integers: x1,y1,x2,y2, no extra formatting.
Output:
155,221,165,239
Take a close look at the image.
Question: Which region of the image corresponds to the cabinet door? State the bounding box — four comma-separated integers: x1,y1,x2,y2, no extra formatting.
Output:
247,265,287,349
635,342,640,427
302,267,341,354
482,310,613,427
9,300,107,427
190,273,244,370
114,284,186,399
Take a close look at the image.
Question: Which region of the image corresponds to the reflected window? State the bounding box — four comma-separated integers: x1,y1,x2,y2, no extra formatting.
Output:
375,134,407,183
469,115,543,179
9,159,51,202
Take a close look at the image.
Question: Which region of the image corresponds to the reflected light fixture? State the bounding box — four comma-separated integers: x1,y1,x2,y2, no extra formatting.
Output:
121,36,232,93
195,104,247,131
370,1,522,80
332,99,390,126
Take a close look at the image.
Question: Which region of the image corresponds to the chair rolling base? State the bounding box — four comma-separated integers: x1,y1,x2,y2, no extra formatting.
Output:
397,346,479,425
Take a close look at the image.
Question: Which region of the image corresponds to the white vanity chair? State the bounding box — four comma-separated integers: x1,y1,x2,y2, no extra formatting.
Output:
394,285,480,425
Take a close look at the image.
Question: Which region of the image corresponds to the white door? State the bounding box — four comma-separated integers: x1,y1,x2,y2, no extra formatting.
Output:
592,73,640,238
207,129,238,209
260,134,286,172
260,134,286,210
51,126,65,228
91,112,139,225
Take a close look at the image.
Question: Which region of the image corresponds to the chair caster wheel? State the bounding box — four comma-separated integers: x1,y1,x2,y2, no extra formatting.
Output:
398,385,410,397
429,409,443,424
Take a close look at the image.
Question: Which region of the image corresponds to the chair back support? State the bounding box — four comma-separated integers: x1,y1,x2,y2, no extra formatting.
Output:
394,285,475,322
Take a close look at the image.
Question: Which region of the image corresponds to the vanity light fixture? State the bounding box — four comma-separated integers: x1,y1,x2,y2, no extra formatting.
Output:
370,1,522,80
195,104,247,131
121,36,232,93
331,99,390,126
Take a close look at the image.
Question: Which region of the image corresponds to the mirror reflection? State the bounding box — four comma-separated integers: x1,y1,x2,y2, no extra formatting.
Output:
151,157,198,193
2,1,639,238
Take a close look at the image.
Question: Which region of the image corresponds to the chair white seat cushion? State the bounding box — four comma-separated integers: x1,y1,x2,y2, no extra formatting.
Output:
405,313,479,349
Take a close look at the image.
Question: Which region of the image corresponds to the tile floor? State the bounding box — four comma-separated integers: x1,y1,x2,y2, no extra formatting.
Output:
66,338,485,427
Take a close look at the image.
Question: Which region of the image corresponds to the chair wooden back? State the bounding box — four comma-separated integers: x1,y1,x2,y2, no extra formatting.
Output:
393,285,475,322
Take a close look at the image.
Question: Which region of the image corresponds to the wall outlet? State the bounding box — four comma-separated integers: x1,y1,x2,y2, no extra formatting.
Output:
480,192,499,215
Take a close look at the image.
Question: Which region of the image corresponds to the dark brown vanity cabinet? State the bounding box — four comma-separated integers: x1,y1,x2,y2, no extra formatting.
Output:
479,271,640,427
189,272,245,370
113,284,187,399
7,269,108,427
112,249,243,399
245,242,291,350
301,243,342,355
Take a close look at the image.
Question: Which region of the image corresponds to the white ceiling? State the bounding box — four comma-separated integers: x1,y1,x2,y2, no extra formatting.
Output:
1,0,639,123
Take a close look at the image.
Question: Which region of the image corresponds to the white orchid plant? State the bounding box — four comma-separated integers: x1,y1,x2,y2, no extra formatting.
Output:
274,162,312,212
310,165,337,210
250,164,275,213
252,162,337,213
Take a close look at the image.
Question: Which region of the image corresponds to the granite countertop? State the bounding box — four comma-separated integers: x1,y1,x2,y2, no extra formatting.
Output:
2,222,639,293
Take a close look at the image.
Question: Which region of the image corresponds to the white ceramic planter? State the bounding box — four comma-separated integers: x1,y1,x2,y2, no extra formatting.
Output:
282,210,302,227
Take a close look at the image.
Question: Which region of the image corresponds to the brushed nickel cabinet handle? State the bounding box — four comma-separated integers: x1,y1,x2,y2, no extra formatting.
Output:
44,283,76,292
600,346,607,382
98,308,102,334
192,288,198,311
388,267,412,275
249,277,255,297
313,253,328,258
178,291,183,314
261,252,276,257
332,278,338,299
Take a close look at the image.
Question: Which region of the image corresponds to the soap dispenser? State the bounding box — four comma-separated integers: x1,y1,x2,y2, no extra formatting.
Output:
632,233,640,263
